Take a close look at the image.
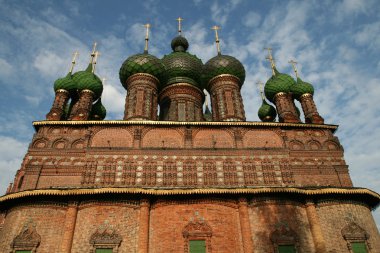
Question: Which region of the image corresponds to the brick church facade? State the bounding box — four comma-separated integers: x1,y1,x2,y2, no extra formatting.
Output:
0,24,379,253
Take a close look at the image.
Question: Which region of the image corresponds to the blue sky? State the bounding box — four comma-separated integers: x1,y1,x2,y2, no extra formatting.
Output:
0,0,380,226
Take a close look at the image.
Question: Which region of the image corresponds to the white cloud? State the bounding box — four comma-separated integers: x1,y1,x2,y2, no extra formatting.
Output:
242,11,261,28
0,58,13,77
210,0,242,26
0,136,28,195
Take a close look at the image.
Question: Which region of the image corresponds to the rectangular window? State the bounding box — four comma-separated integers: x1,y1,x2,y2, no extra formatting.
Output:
189,240,206,253
278,245,296,253
95,249,113,253
351,242,368,253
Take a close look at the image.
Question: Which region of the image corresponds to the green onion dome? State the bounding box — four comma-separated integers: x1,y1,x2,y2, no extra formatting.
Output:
53,72,77,94
264,68,296,102
119,53,166,89
73,64,103,99
161,36,204,89
291,77,315,100
203,54,245,88
90,98,106,120
258,99,277,122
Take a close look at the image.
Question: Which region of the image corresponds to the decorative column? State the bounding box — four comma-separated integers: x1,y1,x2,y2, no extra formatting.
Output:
71,90,95,121
46,90,70,120
300,94,324,124
273,92,300,123
60,201,79,253
138,199,150,253
124,73,159,120
208,75,245,121
238,198,254,253
305,200,327,253
159,83,204,121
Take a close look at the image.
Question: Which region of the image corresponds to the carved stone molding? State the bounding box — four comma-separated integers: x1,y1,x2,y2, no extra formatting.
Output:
90,224,122,253
11,221,41,252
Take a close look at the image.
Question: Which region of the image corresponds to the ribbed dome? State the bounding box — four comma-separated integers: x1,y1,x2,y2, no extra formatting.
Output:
53,72,76,94
73,64,103,99
90,98,106,120
258,100,277,122
161,36,204,89
264,68,295,102
119,53,166,89
291,77,314,100
203,54,245,87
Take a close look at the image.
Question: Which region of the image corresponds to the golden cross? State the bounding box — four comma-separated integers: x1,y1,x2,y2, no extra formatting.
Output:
256,80,265,100
211,25,221,55
144,23,151,53
69,51,79,73
264,47,276,76
289,59,299,78
176,17,183,35
90,42,97,63
92,51,100,73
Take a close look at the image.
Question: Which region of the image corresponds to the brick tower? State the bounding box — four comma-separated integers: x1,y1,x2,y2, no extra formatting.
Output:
0,21,379,253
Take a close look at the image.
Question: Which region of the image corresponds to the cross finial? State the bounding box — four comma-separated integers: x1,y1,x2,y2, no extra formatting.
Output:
256,80,265,100
92,51,100,73
176,17,183,35
90,42,97,64
289,59,299,78
211,25,221,55
69,51,79,73
264,47,276,76
144,23,151,53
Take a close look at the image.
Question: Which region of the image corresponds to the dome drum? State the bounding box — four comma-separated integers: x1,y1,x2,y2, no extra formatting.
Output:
207,74,245,122
273,92,300,123
158,83,204,122
46,89,71,121
71,89,96,121
124,74,159,121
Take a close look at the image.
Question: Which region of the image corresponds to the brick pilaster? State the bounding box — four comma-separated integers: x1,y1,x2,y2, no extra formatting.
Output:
60,201,79,253
138,199,150,253
238,198,254,253
305,200,327,253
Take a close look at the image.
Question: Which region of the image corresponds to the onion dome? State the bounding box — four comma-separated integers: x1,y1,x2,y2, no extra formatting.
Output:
258,99,277,122
73,64,103,99
90,98,106,120
203,55,245,88
264,68,296,102
119,53,166,89
161,36,204,89
53,72,76,94
291,77,315,100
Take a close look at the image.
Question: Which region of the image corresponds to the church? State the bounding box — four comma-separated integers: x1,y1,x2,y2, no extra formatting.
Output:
0,18,379,253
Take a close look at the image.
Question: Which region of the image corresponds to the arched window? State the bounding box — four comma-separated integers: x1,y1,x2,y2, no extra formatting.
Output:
183,219,212,253
11,223,41,253
341,222,371,253
270,223,299,253
89,227,122,253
